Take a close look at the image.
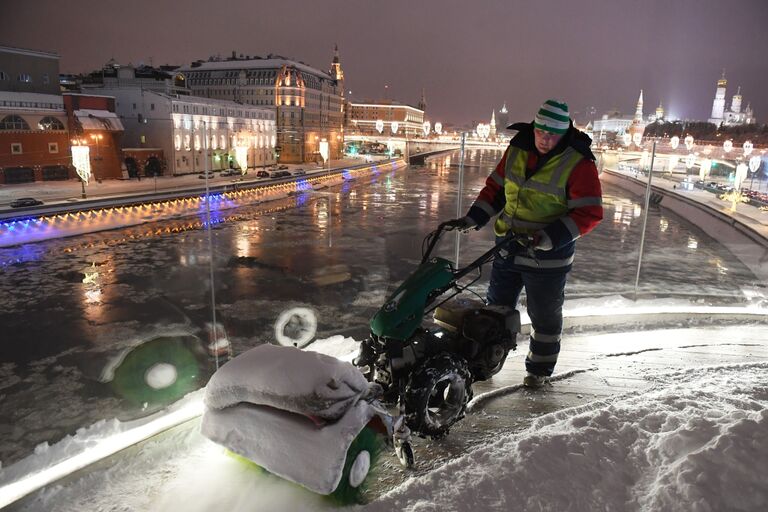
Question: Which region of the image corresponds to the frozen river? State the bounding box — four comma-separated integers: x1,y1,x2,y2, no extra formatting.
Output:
0,148,762,467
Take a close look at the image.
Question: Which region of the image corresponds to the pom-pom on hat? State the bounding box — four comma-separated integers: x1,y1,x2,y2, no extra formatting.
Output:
534,99,570,134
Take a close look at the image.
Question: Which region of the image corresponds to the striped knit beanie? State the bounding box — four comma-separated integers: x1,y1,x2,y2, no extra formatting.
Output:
534,99,570,134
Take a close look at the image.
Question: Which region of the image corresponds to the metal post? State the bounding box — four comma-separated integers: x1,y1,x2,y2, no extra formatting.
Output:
202,121,220,369
454,132,466,267
634,140,657,299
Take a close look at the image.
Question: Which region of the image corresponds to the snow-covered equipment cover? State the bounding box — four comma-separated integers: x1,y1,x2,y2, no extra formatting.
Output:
201,344,382,495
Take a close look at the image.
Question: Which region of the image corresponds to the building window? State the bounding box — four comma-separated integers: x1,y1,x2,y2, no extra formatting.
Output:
17,73,32,83
48,142,58,153
0,115,30,130
133,103,137,110
38,116,65,130
11,143,22,154
0,71,8,80
42,74,50,85
150,103,155,110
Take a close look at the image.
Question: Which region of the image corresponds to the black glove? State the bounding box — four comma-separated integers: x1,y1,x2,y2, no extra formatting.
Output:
444,216,478,233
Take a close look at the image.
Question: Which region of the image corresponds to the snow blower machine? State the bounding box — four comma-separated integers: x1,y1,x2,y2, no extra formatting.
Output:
201,343,413,504
354,222,526,438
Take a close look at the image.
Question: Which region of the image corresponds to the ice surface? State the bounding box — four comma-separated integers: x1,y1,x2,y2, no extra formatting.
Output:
204,343,370,421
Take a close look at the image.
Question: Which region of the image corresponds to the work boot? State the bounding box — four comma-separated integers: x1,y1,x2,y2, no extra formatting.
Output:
523,373,549,388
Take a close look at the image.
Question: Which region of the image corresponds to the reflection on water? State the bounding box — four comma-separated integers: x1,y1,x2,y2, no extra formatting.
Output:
0,149,763,467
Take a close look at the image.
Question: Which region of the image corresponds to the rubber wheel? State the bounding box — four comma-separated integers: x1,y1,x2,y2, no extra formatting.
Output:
110,335,210,407
329,426,384,505
404,353,473,438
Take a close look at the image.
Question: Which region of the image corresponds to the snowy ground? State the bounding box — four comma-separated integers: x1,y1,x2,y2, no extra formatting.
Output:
4,324,768,511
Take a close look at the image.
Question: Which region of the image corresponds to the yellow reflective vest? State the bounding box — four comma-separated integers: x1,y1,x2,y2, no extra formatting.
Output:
494,146,584,237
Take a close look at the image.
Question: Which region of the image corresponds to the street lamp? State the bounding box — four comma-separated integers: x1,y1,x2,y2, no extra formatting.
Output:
670,136,680,150
684,135,695,151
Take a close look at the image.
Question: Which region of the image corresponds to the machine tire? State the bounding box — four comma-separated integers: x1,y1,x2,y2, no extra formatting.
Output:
330,426,384,505
404,353,473,438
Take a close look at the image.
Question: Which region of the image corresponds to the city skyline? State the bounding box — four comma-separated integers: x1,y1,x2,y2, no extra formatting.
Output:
1,0,767,126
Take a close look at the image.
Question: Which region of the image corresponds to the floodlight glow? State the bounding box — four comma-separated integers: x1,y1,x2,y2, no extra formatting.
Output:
391,121,399,134
423,121,431,137
699,159,712,180
723,140,733,153
685,153,696,169
735,163,748,190
435,122,443,135
319,139,329,162
743,140,753,156
375,119,384,134
749,155,761,173
684,135,694,150
71,145,91,184
235,146,248,172
632,132,642,146
668,155,679,172
670,136,680,149
622,133,631,146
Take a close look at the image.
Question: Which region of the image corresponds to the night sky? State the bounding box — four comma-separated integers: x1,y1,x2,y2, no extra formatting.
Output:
2,0,767,127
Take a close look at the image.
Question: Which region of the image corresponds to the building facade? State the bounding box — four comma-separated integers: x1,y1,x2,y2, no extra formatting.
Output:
347,101,425,138
178,50,344,164
0,45,71,184
92,86,276,175
62,93,125,180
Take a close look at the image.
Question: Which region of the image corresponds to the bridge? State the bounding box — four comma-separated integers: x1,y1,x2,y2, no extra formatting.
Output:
344,133,508,165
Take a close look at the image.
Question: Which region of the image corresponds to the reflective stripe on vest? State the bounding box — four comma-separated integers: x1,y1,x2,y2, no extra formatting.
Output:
494,146,583,237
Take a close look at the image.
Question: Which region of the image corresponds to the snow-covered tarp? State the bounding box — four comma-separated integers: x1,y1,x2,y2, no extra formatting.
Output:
201,343,378,495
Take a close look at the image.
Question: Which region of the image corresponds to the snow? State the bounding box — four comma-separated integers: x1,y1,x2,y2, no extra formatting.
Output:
4,306,768,511
367,363,768,512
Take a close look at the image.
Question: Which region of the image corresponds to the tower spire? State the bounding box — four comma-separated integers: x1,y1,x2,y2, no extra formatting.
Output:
330,44,344,82
634,89,644,122
418,88,426,113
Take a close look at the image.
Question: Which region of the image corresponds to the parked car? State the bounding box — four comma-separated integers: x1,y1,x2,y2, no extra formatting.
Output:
221,168,240,177
293,169,307,176
272,170,291,178
278,165,289,170
198,171,215,179
10,197,44,208
256,170,270,178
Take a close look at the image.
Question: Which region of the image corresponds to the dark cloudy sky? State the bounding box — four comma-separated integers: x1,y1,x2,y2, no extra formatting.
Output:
2,0,767,126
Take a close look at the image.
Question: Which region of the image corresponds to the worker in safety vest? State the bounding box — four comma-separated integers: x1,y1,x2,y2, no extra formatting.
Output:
446,99,603,388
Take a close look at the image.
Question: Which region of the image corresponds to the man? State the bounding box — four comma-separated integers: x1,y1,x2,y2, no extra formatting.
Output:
446,99,603,388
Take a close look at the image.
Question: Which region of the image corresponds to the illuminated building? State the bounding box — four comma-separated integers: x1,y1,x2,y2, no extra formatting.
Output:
708,72,755,126
0,45,71,184
347,101,425,138
84,66,276,175
178,48,345,164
